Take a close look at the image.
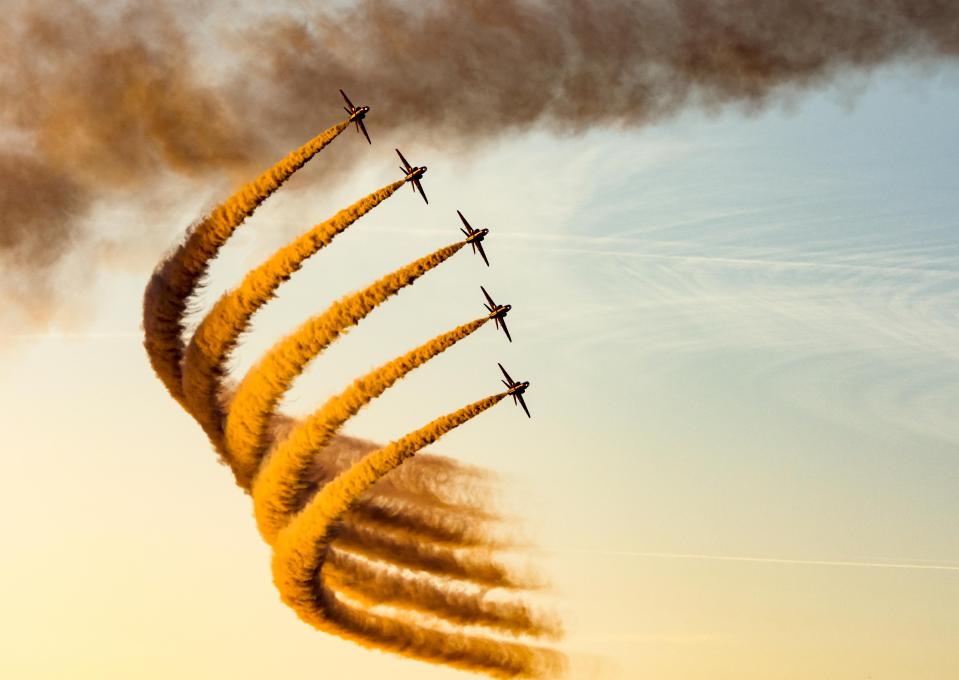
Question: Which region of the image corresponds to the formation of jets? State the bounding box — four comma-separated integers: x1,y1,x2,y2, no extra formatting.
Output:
339,89,531,417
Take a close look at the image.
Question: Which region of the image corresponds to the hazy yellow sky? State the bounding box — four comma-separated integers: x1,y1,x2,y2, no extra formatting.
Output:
2,36,958,680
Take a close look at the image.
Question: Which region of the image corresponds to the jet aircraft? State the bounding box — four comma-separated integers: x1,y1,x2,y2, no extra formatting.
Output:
481,286,512,342
457,210,490,266
340,89,371,144
397,149,428,204
498,363,531,418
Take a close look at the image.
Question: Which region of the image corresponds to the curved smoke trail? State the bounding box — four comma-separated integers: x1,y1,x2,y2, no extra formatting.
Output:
224,240,468,489
181,179,405,472
321,549,560,637
253,316,490,542
318,585,564,679
272,394,510,600
272,393,565,677
143,127,563,677
143,119,349,408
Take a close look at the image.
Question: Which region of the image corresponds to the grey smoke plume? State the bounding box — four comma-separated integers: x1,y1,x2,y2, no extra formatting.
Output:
3,0,958,328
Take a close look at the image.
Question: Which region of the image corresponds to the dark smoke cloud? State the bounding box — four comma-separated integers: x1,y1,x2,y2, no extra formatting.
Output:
0,152,87,327
3,0,958,329
0,3,258,331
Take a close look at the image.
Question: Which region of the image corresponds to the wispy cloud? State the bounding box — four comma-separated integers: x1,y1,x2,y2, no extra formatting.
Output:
558,549,959,572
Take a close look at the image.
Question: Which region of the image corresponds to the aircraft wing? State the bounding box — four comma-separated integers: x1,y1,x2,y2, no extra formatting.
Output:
457,210,472,232
340,89,354,109
481,286,496,308
498,362,514,385
517,393,531,418
499,316,512,342
476,241,490,267
413,179,428,204
357,119,372,145
396,148,412,170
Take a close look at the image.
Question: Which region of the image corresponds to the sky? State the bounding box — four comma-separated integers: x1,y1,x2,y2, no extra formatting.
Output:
1,55,958,680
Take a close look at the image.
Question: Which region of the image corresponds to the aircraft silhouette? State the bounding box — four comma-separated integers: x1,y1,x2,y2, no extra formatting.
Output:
481,286,512,342
397,148,428,204
458,210,490,266
498,363,531,418
340,89,371,144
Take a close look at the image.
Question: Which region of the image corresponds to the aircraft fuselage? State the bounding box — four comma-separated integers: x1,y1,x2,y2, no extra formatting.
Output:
466,228,489,244
348,106,369,122
404,166,427,182
508,382,530,397
488,303,511,321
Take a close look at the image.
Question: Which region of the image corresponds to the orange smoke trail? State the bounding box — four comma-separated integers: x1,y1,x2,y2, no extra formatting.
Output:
295,436,510,559
142,119,350,407
272,393,506,626
322,551,562,639
323,550,560,638
296,436,531,593
180,179,405,469
342,499,508,550
253,316,490,542
297,436,502,521
224,241,468,488
330,524,531,589
309,439,500,514
269,392,564,676
319,581,566,679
